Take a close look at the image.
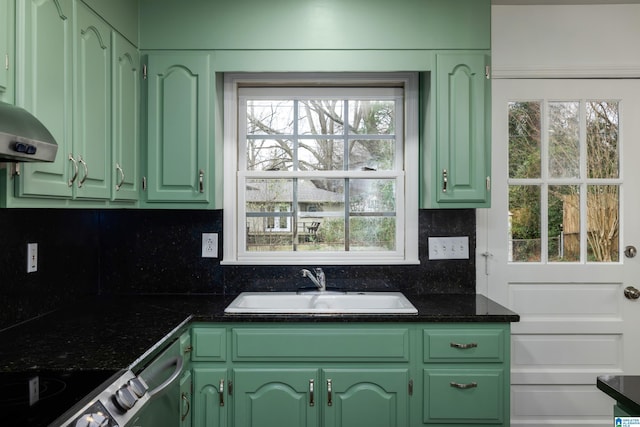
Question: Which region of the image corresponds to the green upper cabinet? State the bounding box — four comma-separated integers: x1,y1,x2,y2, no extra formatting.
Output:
15,0,74,199
112,32,139,201
74,2,111,200
144,52,212,204
426,52,491,208
0,0,14,103
4,0,139,207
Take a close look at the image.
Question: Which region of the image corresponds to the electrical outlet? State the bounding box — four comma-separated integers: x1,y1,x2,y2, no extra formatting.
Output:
202,233,218,258
27,243,38,273
428,236,469,260
29,376,39,406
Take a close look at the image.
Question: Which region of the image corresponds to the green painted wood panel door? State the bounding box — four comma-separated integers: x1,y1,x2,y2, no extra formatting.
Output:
435,52,491,207
0,0,12,102
193,367,228,427
322,369,410,427
16,0,73,198
112,32,139,201
233,368,319,427
146,53,211,203
74,2,111,199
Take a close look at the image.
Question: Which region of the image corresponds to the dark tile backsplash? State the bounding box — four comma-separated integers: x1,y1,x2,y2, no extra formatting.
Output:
0,208,475,329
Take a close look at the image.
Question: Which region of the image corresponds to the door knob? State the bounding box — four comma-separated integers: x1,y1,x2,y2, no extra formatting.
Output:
625,246,637,258
624,286,640,300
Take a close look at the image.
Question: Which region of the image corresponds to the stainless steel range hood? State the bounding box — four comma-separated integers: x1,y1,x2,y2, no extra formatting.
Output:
0,101,58,162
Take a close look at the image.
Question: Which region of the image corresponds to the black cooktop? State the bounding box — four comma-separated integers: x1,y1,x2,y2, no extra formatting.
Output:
0,370,121,427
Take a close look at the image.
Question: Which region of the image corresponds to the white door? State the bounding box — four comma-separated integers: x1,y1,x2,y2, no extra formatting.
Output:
478,79,640,427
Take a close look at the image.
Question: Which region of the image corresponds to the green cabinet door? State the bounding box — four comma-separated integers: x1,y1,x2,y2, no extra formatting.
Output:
434,52,491,207
233,368,319,427
145,53,212,204
0,0,14,103
15,0,74,198
193,367,228,427
73,3,111,199
322,369,409,427
112,32,139,201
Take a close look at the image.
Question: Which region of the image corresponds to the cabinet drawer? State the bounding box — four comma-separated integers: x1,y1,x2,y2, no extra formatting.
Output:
423,329,504,362
191,327,226,361
232,328,409,361
423,369,504,424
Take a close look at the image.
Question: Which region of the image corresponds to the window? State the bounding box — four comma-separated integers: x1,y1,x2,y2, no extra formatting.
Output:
223,73,418,265
508,99,620,263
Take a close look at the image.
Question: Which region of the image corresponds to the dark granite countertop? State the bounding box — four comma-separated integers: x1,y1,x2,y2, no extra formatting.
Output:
0,293,519,373
598,375,640,415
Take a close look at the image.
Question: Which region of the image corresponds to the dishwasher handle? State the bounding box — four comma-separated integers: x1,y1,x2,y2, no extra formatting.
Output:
146,355,184,401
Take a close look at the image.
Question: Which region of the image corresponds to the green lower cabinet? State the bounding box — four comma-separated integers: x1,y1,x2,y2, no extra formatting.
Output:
233,368,318,427
322,369,410,427
190,323,511,427
193,367,228,427
423,369,504,425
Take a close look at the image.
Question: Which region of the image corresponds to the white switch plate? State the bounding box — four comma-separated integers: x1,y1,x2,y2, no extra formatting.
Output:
29,376,39,406
428,236,469,260
202,233,218,258
27,242,38,273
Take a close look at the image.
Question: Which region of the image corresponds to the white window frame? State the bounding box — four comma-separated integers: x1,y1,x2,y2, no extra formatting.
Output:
223,73,419,265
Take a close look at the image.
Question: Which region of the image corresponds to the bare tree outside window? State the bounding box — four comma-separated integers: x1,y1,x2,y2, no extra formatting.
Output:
508,100,620,263
242,92,401,253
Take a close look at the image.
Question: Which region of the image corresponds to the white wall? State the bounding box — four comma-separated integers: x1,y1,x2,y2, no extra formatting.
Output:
492,4,640,78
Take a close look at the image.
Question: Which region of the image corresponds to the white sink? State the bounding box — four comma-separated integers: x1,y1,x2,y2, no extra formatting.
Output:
224,292,418,314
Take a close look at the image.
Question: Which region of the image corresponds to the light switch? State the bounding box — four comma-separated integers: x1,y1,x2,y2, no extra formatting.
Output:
428,236,469,260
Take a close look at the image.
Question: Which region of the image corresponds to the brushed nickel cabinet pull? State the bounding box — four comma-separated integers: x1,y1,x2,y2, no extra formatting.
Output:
68,154,79,186
78,156,88,188
219,379,224,406
143,64,147,80
199,169,205,193
450,342,478,349
181,392,190,421
327,379,333,406
442,169,448,193
142,176,147,191
450,381,478,389
408,379,413,396
309,379,314,406
115,163,125,191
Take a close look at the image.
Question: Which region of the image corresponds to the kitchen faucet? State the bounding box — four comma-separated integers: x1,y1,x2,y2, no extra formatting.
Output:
300,268,326,292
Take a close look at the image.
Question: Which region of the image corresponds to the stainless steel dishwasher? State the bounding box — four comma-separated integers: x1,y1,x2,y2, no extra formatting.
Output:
51,336,185,427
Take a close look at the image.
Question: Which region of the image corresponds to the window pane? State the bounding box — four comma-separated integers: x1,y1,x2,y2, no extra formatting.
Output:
299,139,344,171
298,100,344,135
549,101,580,178
549,185,580,262
587,101,619,179
246,139,293,171
509,185,541,262
247,100,294,135
349,100,395,135
307,217,345,251
587,185,619,262
348,139,395,171
349,217,396,251
508,101,541,179
246,217,294,252
299,179,344,211
350,179,396,213
245,179,292,212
